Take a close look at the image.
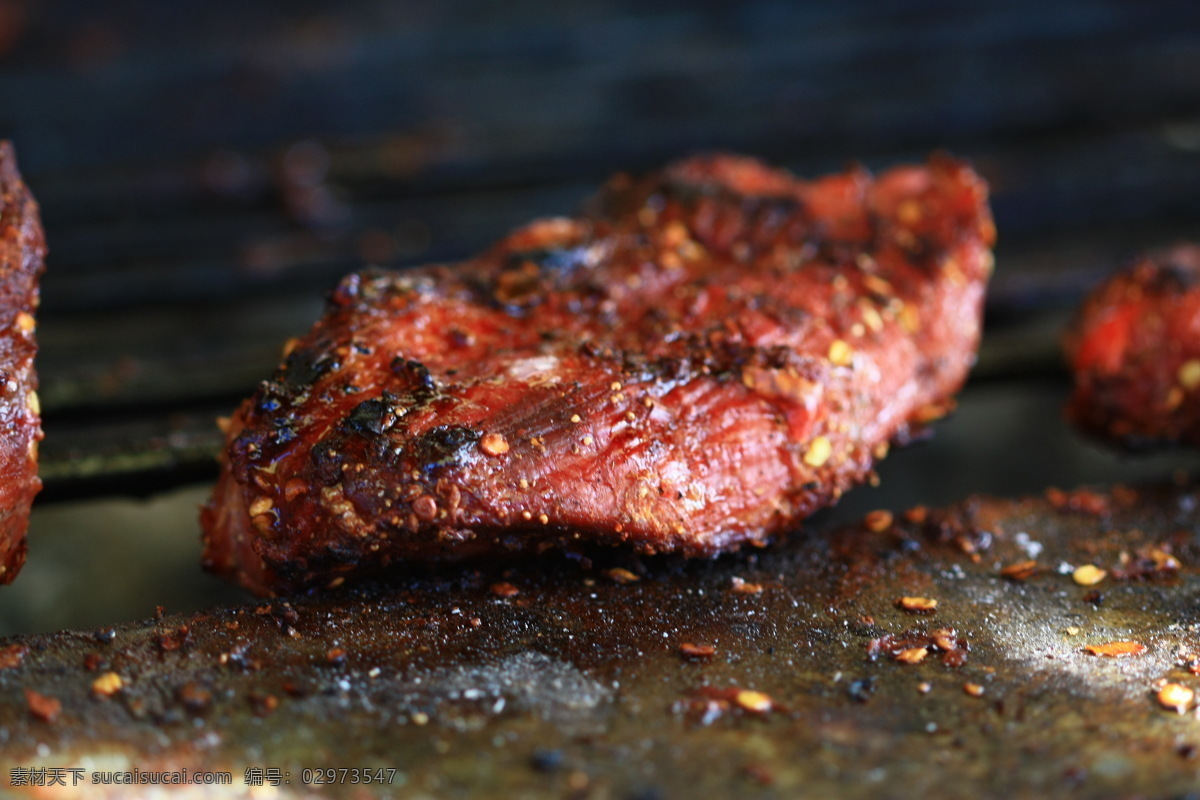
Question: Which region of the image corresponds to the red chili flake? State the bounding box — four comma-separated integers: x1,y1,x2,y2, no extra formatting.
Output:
867,628,968,668
895,596,938,614
176,681,214,713
730,577,764,595
930,628,959,652
1045,487,1109,516
894,647,928,664
325,647,347,666
1109,545,1183,581
963,682,985,697
412,495,438,521
25,689,61,723
82,652,105,672
0,643,28,669
674,686,783,724
941,648,969,668
479,432,510,456
1084,641,1147,658
864,510,894,533
156,625,191,652
283,681,312,698
91,672,123,698
679,643,716,661
490,581,520,598
605,568,640,584
1158,683,1194,714
249,692,279,716
1000,560,1040,581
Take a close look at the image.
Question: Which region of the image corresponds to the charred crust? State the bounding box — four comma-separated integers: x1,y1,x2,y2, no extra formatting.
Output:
340,397,395,436
280,346,339,393
390,357,438,398
406,425,482,476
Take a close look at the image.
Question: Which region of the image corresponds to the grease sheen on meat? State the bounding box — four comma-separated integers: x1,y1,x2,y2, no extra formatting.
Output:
202,155,994,596
0,142,45,584
1065,245,1200,448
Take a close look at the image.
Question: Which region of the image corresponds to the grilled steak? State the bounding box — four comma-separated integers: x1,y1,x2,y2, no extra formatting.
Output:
1065,245,1200,448
0,142,45,584
202,154,995,595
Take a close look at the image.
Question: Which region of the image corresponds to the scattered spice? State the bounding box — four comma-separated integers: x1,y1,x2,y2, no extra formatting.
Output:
1000,560,1040,581
92,672,124,698
674,686,782,724
25,689,61,723
325,647,347,666
479,432,510,456
604,568,640,584
1072,565,1107,586
679,643,716,661
1158,683,1194,714
1110,545,1182,581
895,647,929,664
828,339,854,367
176,681,214,713
491,581,520,598
734,690,774,714
0,643,28,669
864,510,894,533
867,628,968,668
82,653,105,672
896,596,938,614
730,577,763,595
1084,641,1147,658
963,682,985,697
930,628,959,652
804,436,832,468
1045,487,1109,516
249,692,279,716
156,625,191,652
1179,359,1200,390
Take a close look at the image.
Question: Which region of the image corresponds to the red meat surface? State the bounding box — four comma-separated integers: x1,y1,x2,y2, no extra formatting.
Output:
0,142,46,584
1065,245,1200,448
202,154,994,595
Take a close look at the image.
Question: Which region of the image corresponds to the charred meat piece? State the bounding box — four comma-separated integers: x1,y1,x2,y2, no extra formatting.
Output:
202,154,995,595
0,143,45,585
1065,245,1200,448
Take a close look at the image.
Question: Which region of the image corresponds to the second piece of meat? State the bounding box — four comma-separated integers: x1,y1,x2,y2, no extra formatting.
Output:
203,154,995,595
0,141,46,585
1065,244,1200,448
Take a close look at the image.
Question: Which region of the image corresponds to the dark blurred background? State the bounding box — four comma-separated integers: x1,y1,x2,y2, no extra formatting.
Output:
3,0,1200,633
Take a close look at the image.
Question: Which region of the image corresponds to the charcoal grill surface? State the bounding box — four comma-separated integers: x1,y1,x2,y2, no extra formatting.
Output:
3,2,1200,797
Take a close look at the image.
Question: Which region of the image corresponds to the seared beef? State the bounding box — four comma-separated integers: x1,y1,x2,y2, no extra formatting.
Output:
1065,245,1200,448
0,142,45,584
202,154,994,595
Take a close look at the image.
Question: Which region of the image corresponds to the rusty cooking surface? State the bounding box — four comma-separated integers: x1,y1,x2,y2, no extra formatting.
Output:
5,480,1200,797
